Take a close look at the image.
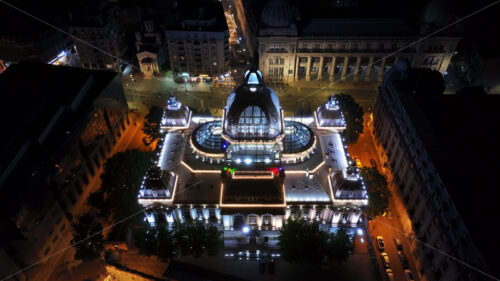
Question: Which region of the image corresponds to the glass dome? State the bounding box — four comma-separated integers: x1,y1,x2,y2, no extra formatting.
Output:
223,69,283,141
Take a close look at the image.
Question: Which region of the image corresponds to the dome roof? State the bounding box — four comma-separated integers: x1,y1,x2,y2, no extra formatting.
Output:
223,70,283,141
420,0,456,34
261,0,292,28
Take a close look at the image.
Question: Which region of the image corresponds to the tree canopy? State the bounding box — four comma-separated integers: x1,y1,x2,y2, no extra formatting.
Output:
88,149,152,222
173,220,221,257
142,106,163,146
336,94,364,144
134,220,221,260
71,212,104,261
278,218,353,266
134,222,175,261
360,166,390,218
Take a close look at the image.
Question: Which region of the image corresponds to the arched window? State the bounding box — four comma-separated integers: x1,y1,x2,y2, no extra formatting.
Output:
238,106,268,125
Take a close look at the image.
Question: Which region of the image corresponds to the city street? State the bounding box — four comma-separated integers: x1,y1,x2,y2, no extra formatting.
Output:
123,72,379,116
349,116,420,281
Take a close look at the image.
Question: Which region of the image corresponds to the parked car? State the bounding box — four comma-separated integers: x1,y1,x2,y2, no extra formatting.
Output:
381,252,391,268
259,260,266,273
398,250,409,268
376,236,385,251
404,269,415,281
268,259,275,274
385,269,394,281
393,237,403,250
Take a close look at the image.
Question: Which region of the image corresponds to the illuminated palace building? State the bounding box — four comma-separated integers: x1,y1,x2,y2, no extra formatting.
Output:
138,69,367,253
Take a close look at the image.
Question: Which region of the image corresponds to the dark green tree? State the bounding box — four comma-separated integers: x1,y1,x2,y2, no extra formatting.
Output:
142,106,163,146
326,228,353,264
360,167,390,217
278,218,353,266
86,190,109,218
98,150,152,222
133,223,159,257
173,220,221,257
157,226,176,261
134,222,175,261
336,94,364,144
71,213,104,261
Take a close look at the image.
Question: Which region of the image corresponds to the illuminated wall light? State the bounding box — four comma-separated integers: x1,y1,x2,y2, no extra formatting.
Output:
236,158,242,164
244,158,252,164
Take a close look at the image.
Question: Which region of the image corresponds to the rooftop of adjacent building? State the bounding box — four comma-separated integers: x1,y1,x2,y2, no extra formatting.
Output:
165,0,228,32
0,63,121,215
382,61,500,275
0,0,67,41
255,0,462,37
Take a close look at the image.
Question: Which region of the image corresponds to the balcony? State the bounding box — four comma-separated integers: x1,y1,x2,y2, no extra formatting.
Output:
267,48,287,53
296,48,417,54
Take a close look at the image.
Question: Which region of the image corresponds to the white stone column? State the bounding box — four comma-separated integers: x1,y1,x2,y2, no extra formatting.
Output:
285,208,291,220
365,56,374,82
257,215,263,230
294,56,300,82
190,208,197,220
271,215,276,230
176,207,183,222
308,209,316,221
317,56,324,80
223,215,231,230
329,56,336,81
202,208,210,221
341,57,349,81
353,56,361,81
275,215,283,230
305,56,312,81
215,208,221,223
378,58,386,82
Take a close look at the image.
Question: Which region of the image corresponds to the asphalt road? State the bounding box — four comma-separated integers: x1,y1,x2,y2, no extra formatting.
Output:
349,118,420,281
124,74,379,116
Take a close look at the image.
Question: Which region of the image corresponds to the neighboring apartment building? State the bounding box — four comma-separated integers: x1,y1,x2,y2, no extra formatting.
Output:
372,60,495,281
68,1,123,72
0,2,75,67
135,20,167,79
257,0,460,84
165,0,230,79
0,63,129,281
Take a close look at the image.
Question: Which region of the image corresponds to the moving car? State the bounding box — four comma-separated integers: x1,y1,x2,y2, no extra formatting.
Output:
259,260,266,273
376,236,385,251
385,269,394,281
393,237,403,250
381,252,391,268
404,269,415,281
398,250,409,269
